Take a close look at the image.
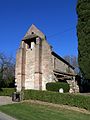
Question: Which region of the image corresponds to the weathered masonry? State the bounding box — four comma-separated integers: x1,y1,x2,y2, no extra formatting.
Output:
15,24,79,93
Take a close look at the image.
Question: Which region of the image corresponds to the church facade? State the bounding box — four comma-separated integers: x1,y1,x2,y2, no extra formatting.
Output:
15,24,79,93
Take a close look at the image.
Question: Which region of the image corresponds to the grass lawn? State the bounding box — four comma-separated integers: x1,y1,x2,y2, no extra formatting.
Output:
0,102,90,120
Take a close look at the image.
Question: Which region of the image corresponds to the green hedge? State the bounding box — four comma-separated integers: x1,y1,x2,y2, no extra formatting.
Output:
24,90,90,111
0,88,15,96
46,82,70,92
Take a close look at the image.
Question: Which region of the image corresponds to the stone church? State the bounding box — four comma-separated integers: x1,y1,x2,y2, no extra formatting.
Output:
15,24,79,93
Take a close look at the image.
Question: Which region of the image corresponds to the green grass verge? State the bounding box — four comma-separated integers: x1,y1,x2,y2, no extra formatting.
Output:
0,103,90,120
0,88,15,96
24,90,90,111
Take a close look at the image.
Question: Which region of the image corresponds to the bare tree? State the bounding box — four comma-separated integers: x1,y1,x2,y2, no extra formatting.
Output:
0,52,15,88
64,55,79,74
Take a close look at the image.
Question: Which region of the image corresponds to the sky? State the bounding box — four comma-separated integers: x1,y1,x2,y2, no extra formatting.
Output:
0,0,78,58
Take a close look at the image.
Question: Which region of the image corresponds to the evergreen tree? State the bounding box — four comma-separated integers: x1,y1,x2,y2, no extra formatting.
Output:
77,0,90,80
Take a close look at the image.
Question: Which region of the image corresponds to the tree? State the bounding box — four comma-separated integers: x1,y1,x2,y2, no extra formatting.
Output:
77,0,90,80
0,52,15,88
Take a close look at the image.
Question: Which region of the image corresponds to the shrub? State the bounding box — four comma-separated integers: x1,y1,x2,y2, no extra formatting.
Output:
46,82,70,92
0,88,15,96
24,90,90,111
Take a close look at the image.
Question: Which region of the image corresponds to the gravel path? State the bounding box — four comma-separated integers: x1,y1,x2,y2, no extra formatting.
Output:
23,100,90,114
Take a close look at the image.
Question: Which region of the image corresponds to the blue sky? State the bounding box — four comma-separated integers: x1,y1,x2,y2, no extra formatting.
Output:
0,0,78,58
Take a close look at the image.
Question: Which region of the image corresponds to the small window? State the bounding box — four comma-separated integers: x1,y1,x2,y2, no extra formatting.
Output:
32,32,34,34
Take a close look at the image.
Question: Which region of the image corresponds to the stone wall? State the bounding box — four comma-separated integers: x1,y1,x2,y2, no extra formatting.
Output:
34,37,42,90
15,48,23,91
24,24,45,39
67,77,79,93
41,39,54,90
52,55,75,74
24,47,35,89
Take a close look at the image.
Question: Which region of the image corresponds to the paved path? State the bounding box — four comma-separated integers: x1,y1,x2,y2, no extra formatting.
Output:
0,96,17,120
0,96,15,106
0,112,17,120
